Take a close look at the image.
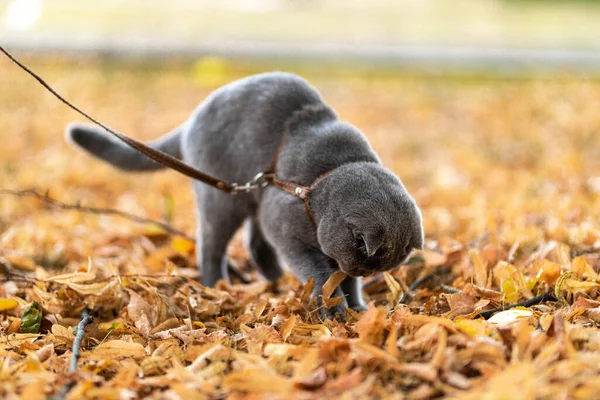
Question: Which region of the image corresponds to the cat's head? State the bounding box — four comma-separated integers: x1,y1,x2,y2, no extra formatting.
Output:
314,163,423,277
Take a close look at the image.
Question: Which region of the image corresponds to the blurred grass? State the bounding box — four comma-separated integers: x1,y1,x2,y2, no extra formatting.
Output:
1,0,600,50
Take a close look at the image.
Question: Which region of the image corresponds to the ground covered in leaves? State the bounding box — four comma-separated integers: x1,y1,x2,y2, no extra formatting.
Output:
2,57,600,399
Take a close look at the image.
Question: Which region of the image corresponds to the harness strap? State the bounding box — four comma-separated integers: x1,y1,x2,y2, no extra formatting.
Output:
264,138,340,228
268,175,315,227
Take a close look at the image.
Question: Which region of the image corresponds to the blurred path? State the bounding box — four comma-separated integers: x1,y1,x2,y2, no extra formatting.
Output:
4,36,600,74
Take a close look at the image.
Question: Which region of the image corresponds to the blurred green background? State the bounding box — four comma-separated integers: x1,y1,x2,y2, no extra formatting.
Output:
1,0,599,48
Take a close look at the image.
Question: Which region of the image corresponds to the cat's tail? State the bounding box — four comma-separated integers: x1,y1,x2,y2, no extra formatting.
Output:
65,122,184,172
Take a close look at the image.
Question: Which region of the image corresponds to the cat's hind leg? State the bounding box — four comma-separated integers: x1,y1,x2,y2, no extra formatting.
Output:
195,185,248,287
245,218,284,281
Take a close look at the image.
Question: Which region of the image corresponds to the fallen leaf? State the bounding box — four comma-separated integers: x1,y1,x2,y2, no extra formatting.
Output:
88,340,146,361
171,237,195,255
20,302,42,333
383,272,403,305
443,293,476,318
471,251,488,288
280,314,296,342
487,309,533,325
0,298,18,311
4,255,37,271
322,271,347,299
294,367,327,390
355,304,386,346
501,278,520,303
45,272,96,284
222,368,294,394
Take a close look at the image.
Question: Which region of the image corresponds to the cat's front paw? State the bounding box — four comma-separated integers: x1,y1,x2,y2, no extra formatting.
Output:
318,305,346,321
317,300,347,321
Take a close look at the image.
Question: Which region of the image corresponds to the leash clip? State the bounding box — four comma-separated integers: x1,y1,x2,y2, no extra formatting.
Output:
231,172,273,194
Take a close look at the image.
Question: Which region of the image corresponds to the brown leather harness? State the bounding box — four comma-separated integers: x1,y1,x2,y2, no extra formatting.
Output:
0,45,328,228
247,146,337,228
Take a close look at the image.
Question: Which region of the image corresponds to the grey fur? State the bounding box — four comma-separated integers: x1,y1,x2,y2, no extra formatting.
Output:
65,72,424,319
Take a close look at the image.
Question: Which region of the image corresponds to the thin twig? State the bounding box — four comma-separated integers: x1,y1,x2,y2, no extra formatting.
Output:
478,292,557,320
70,308,93,373
400,266,452,304
440,284,462,294
0,188,194,241
49,309,94,400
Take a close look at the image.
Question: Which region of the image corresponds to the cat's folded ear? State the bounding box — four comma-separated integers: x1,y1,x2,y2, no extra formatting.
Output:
363,232,384,257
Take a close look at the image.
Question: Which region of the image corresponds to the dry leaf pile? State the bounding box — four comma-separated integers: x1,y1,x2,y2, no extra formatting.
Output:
1,57,600,399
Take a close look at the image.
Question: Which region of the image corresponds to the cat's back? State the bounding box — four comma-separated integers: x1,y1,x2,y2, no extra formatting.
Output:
182,72,328,178
197,72,325,121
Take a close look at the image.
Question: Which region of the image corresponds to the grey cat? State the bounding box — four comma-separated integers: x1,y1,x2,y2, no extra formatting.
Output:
65,72,424,319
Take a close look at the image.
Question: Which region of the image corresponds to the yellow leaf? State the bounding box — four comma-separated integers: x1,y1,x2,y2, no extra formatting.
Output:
555,271,573,303
513,270,534,299
143,224,167,237
171,237,195,255
455,318,486,336
0,298,18,311
571,255,599,281
501,278,520,303
526,276,538,291
98,321,127,334
383,272,403,305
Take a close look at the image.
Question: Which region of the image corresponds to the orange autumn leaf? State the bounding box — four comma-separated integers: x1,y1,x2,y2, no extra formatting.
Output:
355,304,386,346
322,271,347,299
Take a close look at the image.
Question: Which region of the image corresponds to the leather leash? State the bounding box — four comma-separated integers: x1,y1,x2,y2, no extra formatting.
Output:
0,45,325,227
